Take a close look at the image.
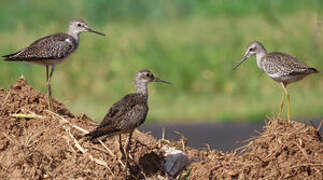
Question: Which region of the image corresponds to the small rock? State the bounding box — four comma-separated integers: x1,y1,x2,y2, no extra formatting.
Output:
163,146,190,177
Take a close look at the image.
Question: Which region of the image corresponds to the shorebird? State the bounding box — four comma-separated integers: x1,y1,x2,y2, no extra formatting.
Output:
2,18,105,110
234,41,319,121
85,69,170,177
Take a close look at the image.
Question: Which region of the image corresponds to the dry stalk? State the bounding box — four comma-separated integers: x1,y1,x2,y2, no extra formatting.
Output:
158,128,170,148
205,144,211,152
2,133,17,145
0,90,11,110
45,110,125,172
234,141,253,154
46,110,115,155
98,138,125,167
66,126,86,153
317,120,323,132
294,141,309,160
97,139,124,168
88,154,115,177
45,110,87,133
10,113,44,119
174,131,187,152
238,135,259,144
289,163,323,169
98,139,115,157
63,134,76,153
23,129,42,148
123,137,134,161
162,127,165,142
62,121,115,177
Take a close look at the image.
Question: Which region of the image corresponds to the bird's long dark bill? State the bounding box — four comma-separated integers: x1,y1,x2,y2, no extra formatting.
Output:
86,27,106,36
154,78,172,84
233,56,248,70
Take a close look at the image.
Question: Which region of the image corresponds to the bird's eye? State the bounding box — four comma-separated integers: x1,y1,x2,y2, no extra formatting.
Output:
77,23,82,27
249,47,255,51
146,73,150,77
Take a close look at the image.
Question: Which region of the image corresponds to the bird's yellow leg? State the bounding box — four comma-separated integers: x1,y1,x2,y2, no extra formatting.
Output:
124,130,134,179
281,83,290,122
119,135,126,159
277,89,285,119
46,66,53,110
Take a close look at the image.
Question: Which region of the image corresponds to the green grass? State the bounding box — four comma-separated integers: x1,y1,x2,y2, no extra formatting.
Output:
0,1,322,123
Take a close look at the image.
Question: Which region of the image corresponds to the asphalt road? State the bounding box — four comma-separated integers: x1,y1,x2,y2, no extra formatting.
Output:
139,119,322,152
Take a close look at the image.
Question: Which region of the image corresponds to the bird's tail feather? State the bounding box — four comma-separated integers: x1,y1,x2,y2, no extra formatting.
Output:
308,67,319,74
83,129,119,141
2,51,22,61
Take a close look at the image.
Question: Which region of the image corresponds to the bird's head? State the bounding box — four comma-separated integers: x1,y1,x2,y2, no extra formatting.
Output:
234,41,266,70
68,18,105,37
135,69,171,85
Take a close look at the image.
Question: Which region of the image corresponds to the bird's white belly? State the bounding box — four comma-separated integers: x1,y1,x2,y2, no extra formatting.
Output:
267,72,281,79
29,57,67,66
267,72,307,84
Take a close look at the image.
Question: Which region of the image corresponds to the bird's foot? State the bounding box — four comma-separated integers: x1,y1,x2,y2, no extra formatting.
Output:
160,139,170,144
124,167,131,179
48,98,54,111
158,139,170,148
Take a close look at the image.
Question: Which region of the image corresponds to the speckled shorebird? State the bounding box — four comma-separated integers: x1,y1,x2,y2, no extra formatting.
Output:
85,69,170,177
234,41,319,121
2,18,105,109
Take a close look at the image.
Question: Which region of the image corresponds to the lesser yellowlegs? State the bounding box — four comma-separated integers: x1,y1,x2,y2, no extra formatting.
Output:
3,18,105,110
234,41,319,121
85,69,170,177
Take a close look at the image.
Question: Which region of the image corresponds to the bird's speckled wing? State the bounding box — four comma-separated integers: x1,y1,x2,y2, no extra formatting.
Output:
85,93,148,139
262,52,311,76
3,33,77,61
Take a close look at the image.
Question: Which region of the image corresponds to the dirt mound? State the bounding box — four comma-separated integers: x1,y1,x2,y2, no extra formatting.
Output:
185,120,323,179
0,78,322,179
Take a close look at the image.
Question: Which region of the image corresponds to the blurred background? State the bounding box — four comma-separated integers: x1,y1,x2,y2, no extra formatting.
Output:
0,0,322,126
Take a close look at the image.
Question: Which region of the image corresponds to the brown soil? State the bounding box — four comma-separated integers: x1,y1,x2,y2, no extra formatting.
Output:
0,78,322,179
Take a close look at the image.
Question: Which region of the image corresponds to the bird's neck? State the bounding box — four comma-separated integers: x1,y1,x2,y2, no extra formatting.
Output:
256,49,267,69
68,30,80,43
135,82,149,98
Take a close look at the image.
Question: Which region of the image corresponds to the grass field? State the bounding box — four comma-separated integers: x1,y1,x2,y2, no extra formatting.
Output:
0,0,322,123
